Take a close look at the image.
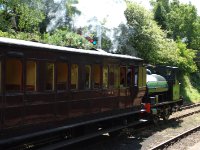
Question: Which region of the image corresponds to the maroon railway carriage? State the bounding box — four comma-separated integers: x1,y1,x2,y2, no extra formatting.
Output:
0,37,146,148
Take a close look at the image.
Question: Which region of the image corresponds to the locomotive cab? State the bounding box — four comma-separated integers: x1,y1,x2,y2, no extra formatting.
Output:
154,66,181,102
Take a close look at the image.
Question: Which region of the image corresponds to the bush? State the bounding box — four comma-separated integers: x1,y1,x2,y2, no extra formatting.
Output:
42,29,93,49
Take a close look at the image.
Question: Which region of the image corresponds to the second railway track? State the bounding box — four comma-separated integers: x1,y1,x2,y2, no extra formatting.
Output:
150,125,200,150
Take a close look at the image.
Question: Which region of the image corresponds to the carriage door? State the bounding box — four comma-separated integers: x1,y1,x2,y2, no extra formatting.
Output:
4,58,24,128
0,59,2,130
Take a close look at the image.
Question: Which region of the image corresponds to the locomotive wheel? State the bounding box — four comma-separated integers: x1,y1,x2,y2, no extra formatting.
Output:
162,107,171,121
162,114,170,121
152,115,159,125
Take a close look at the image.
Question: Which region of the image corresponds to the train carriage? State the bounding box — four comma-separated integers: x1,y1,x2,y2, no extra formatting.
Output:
0,37,147,148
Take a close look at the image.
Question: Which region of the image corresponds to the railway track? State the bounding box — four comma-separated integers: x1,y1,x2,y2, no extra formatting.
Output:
172,102,200,120
181,102,200,110
150,125,200,150
174,109,200,120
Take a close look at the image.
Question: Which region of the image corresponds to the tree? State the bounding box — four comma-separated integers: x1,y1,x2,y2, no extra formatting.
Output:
152,0,169,30
66,0,81,29
124,1,174,63
0,0,45,32
114,24,137,56
167,1,197,47
42,29,93,49
124,1,197,72
39,0,59,33
151,0,199,49
190,17,200,50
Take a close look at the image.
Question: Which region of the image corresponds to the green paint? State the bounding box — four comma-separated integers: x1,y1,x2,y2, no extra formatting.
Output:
147,81,168,93
173,80,180,101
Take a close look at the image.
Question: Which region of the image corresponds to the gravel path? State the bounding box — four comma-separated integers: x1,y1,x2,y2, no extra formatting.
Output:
167,130,200,150
140,113,200,150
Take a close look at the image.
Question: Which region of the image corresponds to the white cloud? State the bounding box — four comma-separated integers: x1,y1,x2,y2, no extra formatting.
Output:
74,0,127,28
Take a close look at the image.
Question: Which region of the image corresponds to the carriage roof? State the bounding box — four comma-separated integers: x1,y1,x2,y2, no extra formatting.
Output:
0,37,142,61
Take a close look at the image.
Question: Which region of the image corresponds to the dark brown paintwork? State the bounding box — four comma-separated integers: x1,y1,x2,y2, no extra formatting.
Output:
0,41,146,139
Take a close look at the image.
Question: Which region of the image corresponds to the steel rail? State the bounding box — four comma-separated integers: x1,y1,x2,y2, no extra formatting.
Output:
181,102,200,110
150,125,200,150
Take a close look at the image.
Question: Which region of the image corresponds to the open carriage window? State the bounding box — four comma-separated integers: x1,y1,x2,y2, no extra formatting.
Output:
134,67,138,86
26,61,37,91
46,63,54,91
109,65,114,87
84,65,91,89
71,64,78,89
120,66,126,87
0,61,1,93
114,65,119,88
109,65,119,88
93,64,101,88
127,68,133,86
138,67,146,87
103,65,108,88
57,63,68,90
6,59,22,92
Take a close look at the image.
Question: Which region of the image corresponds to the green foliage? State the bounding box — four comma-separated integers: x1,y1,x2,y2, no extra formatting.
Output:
125,2,176,63
101,35,112,51
124,1,197,73
0,0,92,50
151,0,200,50
176,40,197,72
0,29,93,50
180,73,200,103
16,3,45,32
0,30,42,41
0,0,45,32
190,17,200,50
42,29,93,49
167,1,197,45
154,1,168,29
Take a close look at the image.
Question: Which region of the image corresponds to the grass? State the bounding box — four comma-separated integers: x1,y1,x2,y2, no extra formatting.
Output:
179,72,200,103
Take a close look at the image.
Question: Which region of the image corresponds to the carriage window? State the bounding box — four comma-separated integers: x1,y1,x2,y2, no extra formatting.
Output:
57,63,68,90
93,64,101,88
109,65,114,87
46,63,54,91
71,64,78,89
109,65,119,88
120,67,126,87
114,65,119,88
142,67,147,87
103,65,108,88
138,67,144,87
127,68,132,86
84,65,91,89
6,59,22,92
0,61,1,93
134,68,138,86
26,61,37,91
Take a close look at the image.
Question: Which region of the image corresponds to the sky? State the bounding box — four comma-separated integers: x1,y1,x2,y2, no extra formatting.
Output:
53,0,200,29
73,0,127,28
74,0,200,28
